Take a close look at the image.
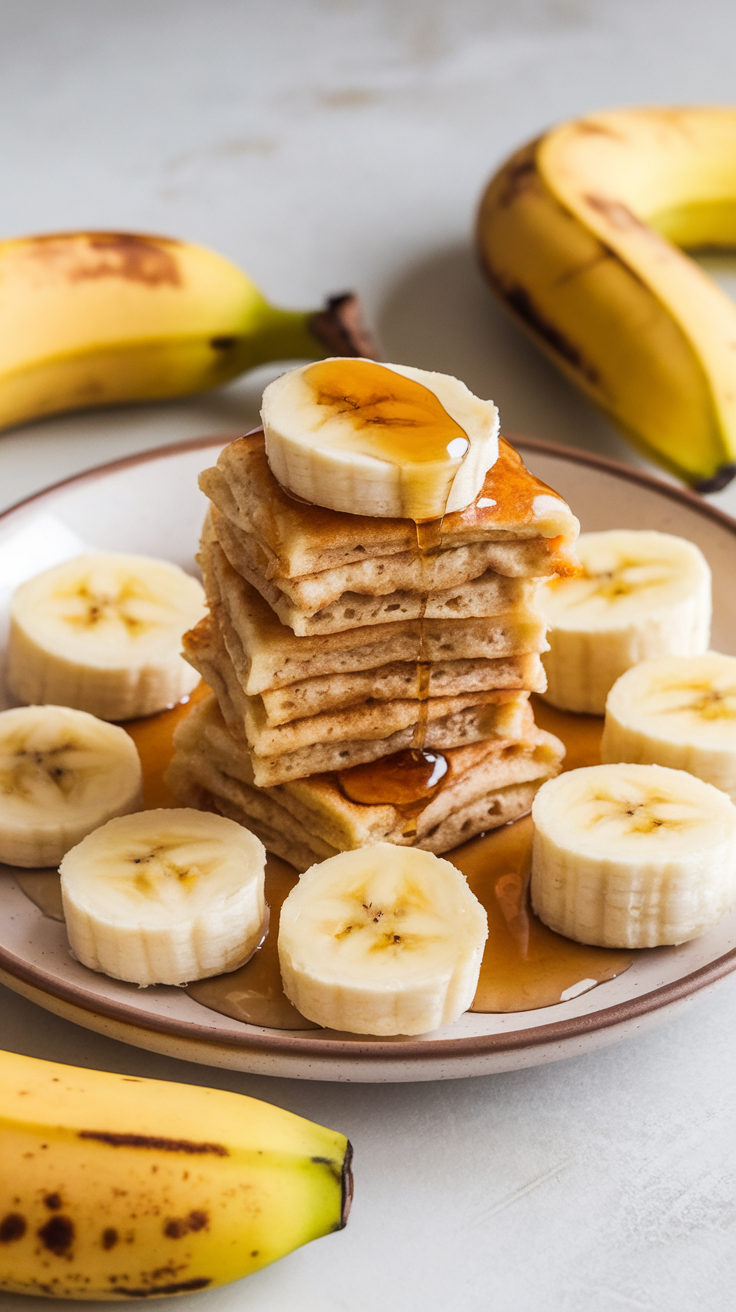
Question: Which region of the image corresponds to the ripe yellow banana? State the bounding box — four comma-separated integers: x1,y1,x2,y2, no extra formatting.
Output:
0,1048,352,1299
0,231,376,432
476,107,736,491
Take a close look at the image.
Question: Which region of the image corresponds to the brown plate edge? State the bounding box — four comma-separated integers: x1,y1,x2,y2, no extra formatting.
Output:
1,430,736,1066
1,931,735,1064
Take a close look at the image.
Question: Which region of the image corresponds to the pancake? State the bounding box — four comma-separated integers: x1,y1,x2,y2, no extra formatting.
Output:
185,613,545,727
168,695,564,865
208,530,543,636
171,771,547,870
197,534,549,691
259,653,545,724
199,431,579,578
210,501,564,611
186,607,531,743
184,635,533,785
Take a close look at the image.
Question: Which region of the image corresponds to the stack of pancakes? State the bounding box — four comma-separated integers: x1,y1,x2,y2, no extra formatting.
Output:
168,430,578,871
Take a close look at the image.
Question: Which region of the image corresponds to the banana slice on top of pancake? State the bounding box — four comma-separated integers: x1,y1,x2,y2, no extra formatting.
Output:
262,357,500,521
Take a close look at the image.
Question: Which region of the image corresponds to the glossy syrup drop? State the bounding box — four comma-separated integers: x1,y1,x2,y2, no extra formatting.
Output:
338,747,448,820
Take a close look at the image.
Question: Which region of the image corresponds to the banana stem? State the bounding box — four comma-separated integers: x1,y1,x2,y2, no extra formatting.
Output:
245,293,380,370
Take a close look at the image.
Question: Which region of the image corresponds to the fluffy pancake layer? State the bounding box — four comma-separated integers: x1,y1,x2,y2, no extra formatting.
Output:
198,530,548,693
170,429,573,855
199,431,579,578
168,695,564,867
184,613,534,786
205,515,543,635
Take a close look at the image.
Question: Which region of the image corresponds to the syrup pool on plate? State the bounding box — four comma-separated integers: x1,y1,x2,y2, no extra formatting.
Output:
15,685,634,1024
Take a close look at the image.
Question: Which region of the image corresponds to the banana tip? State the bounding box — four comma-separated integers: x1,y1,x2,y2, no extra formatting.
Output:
340,1141,354,1229
693,464,736,495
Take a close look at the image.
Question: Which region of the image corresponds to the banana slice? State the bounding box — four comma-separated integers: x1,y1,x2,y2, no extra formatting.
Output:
539,530,711,714
602,653,736,803
278,843,488,1035
531,763,736,948
0,704,143,868
262,357,499,520
60,808,267,986
7,552,207,721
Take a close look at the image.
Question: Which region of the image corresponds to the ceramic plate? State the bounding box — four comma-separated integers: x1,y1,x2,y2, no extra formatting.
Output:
1,435,735,1083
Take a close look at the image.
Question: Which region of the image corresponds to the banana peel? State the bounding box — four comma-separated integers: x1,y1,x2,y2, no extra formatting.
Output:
0,1047,352,1299
0,231,377,433
476,107,736,492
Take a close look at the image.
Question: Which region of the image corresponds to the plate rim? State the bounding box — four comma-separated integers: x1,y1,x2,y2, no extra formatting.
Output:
2,429,736,1066
4,428,736,542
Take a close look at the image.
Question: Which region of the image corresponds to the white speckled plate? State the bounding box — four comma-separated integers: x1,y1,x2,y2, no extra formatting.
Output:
1,435,735,1082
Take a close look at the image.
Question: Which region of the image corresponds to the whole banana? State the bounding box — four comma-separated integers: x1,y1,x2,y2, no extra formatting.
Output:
0,231,376,432
476,107,736,492
0,1048,352,1299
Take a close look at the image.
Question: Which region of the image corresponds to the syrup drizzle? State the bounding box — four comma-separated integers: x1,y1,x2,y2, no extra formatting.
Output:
335,513,448,837
413,514,445,756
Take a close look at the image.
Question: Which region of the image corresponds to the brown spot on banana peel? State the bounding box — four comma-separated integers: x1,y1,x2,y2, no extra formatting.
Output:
0,1213,26,1242
78,1131,228,1155
584,195,646,231
583,194,675,255
492,144,541,208
490,275,602,388
571,120,625,140
113,1278,212,1298
37,1214,75,1256
25,232,182,287
163,1211,208,1239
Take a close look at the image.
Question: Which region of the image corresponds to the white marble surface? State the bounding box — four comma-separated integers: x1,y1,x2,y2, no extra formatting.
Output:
2,1,736,1308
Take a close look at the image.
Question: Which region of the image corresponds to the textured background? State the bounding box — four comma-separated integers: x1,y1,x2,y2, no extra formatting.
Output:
1,3,736,1308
